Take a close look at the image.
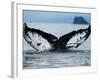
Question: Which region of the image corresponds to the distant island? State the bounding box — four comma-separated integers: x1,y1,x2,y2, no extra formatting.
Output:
73,16,88,24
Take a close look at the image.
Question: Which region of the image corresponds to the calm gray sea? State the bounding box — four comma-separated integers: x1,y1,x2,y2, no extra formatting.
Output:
23,49,91,69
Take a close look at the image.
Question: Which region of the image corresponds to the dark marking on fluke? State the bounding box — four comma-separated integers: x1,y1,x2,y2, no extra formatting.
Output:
37,43,41,46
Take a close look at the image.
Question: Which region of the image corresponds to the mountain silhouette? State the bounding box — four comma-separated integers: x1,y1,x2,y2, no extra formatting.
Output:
73,16,88,24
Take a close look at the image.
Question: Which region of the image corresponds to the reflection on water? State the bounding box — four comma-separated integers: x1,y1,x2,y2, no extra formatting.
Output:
23,49,91,69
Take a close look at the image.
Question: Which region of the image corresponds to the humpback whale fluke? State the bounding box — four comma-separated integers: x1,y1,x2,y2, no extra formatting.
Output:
23,23,91,51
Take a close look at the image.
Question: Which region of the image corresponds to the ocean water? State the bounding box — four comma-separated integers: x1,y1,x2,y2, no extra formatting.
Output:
23,49,91,69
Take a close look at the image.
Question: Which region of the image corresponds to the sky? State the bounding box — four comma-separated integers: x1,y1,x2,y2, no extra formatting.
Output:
23,10,91,24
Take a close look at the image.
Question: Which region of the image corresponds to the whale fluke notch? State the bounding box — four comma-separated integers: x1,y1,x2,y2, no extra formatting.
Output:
23,23,91,51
